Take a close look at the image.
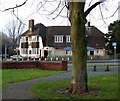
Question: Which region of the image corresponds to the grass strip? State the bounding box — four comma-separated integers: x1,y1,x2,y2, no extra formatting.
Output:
31,73,119,100
2,69,66,86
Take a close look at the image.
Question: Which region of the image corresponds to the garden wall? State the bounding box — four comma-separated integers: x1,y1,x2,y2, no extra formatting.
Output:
2,61,67,71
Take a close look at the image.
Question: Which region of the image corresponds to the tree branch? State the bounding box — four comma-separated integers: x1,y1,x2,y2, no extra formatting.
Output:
3,0,27,12
85,0,105,17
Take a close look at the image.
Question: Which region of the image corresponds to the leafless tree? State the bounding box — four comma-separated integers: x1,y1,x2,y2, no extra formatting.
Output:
5,18,26,55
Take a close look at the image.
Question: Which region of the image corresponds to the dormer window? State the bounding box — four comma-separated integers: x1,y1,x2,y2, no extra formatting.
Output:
54,35,63,43
66,35,71,43
86,27,91,31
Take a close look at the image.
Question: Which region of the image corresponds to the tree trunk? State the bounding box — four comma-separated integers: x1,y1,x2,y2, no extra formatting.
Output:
68,2,88,94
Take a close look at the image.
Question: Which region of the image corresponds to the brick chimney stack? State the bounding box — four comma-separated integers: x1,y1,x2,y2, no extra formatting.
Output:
29,19,34,32
88,22,90,27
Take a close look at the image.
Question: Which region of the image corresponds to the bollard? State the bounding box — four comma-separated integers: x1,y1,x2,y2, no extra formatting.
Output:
93,65,96,71
34,58,35,61
39,58,41,61
51,58,53,61
105,65,109,71
68,58,69,61
56,57,58,61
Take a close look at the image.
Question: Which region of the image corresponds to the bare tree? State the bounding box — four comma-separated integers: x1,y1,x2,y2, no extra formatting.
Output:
5,19,26,55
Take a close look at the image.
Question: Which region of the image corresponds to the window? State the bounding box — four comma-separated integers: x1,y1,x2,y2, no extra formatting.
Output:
32,48,36,54
65,50,69,55
86,27,91,31
97,50,99,54
21,37,26,42
90,51,94,55
21,48,28,54
54,35,63,43
32,36,36,41
66,35,71,42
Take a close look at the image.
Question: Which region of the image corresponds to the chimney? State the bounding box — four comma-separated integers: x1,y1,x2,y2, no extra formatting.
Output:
29,19,34,32
88,22,90,27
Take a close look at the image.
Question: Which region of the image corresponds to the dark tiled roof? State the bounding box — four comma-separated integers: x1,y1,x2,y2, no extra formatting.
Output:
47,26,70,35
21,23,105,48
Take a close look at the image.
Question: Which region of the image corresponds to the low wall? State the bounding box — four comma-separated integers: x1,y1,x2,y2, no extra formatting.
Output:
2,61,67,71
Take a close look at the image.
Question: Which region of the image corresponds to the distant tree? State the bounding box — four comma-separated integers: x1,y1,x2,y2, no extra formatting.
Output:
5,19,26,55
105,20,120,55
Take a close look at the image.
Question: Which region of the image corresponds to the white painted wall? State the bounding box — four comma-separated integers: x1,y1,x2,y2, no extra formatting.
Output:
19,35,44,58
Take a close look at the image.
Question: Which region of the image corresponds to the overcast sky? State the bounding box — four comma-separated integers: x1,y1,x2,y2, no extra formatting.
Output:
0,0,120,34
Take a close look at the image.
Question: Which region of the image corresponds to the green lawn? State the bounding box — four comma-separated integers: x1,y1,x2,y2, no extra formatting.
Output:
2,69,66,86
31,73,119,100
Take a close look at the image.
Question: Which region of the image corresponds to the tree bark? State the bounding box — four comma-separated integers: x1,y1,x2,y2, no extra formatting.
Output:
68,2,88,94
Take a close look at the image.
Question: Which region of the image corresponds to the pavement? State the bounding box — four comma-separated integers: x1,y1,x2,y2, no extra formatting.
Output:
1,65,119,100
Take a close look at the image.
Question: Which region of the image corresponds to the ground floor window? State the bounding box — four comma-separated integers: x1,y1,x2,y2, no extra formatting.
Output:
90,51,94,55
32,48,36,54
65,50,69,55
21,48,28,54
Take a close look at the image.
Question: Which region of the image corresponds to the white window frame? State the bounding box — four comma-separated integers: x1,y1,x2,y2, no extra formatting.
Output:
66,35,71,43
54,35,63,43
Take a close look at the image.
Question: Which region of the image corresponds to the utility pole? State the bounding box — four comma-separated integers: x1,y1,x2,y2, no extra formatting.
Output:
16,4,19,55
5,43,7,61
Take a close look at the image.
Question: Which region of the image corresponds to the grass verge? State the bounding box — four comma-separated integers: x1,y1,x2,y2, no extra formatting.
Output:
2,69,66,86
31,73,119,100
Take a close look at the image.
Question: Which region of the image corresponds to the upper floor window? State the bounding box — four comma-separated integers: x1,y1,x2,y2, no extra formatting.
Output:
21,37,26,42
54,35,63,43
32,36,36,41
32,36,39,42
66,35,71,42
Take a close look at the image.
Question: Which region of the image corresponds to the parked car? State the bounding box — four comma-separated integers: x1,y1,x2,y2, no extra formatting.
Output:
10,55,23,60
0,54,9,58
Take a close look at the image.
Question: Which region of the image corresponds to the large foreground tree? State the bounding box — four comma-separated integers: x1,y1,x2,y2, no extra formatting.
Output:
67,0,105,94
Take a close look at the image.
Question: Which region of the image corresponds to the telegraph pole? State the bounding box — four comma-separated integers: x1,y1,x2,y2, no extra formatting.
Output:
16,4,19,55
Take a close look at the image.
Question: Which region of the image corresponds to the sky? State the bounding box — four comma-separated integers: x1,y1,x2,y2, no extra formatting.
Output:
0,0,120,34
